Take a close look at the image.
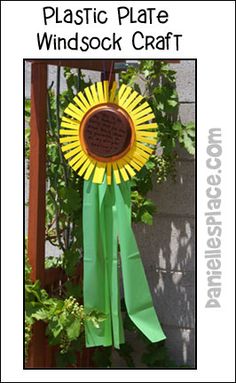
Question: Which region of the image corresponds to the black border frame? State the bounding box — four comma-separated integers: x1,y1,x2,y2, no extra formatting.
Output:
23,58,197,371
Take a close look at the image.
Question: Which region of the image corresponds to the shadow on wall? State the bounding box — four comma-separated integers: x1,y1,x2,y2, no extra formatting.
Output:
133,158,195,367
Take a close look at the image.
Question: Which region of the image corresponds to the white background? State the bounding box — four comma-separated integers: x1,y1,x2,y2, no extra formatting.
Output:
1,1,235,382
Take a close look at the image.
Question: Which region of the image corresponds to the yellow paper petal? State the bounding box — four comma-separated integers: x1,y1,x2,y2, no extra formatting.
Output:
78,158,91,176
64,107,82,121
135,113,155,125
109,81,117,103
85,87,95,106
136,142,154,154
135,123,158,131
126,95,143,113
126,153,143,168
72,153,87,171
62,116,79,125
64,146,81,160
122,90,138,109
93,162,106,184
118,87,132,107
124,162,136,177
128,159,142,171
97,82,105,103
84,160,96,180
77,91,90,109
68,103,84,119
135,147,149,159
103,81,109,102
90,84,99,104
59,129,78,136
106,162,112,185
69,150,85,166
61,122,79,130
133,152,147,165
59,136,78,143
73,96,88,113
112,162,121,184
136,131,157,138
69,151,85,167
117,160,129,181
131,101,149,116
61,141,80,152
137,137,157,145
117,84,127,101
132,107,152,120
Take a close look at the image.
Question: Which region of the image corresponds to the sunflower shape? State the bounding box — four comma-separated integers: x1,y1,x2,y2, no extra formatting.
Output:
59,81,158,185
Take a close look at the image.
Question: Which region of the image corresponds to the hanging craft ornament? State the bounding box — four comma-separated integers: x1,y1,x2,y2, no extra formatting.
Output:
60,80,166,348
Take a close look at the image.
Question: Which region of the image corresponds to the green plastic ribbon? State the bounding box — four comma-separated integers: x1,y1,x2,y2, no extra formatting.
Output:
83,177,166,348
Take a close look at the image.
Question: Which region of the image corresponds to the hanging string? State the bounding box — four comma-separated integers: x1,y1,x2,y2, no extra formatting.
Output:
108,60,114,87
101,60,106,82
101,60,114,88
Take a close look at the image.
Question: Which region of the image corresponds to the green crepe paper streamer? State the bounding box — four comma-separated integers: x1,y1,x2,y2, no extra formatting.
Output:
83,177,166,348
83,179,124,348
113,180,166,343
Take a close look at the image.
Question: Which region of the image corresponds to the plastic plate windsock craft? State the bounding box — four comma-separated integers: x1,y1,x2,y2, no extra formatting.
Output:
60,80,166,348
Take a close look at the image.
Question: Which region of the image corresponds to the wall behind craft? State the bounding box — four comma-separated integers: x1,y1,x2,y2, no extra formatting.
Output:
25,60,195,367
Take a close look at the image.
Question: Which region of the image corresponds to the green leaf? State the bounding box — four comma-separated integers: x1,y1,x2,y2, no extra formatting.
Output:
48,320,63,338
141,211,153,225
145,160,155,171
45,256,63,269
187,129,195,137
25,301,43,317
59,186,81,214
167,99,178,107
183,132,195,155
51,299,65,314
32,308,49,321
172,121,182,131
66,319,81,340
186,121,195,130
63,249,80,277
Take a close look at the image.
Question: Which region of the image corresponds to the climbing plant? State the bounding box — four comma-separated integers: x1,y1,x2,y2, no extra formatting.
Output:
25,60,194,367
25,252,105,366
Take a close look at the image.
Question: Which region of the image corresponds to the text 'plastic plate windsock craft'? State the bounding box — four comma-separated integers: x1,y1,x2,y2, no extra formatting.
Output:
60,80,166,348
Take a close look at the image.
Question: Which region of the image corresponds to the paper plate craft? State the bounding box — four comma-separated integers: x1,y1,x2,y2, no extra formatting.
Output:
60,80,166,348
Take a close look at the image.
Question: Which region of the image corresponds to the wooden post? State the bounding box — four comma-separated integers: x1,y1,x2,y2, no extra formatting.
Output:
27,62,47,368
28,62,47,283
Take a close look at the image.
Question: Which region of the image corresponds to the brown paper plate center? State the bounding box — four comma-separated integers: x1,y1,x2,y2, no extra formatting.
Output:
81,105,133,160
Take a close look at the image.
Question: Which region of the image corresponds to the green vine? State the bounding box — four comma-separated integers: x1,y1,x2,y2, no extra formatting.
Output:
119,60,194,223
25,254,105,365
